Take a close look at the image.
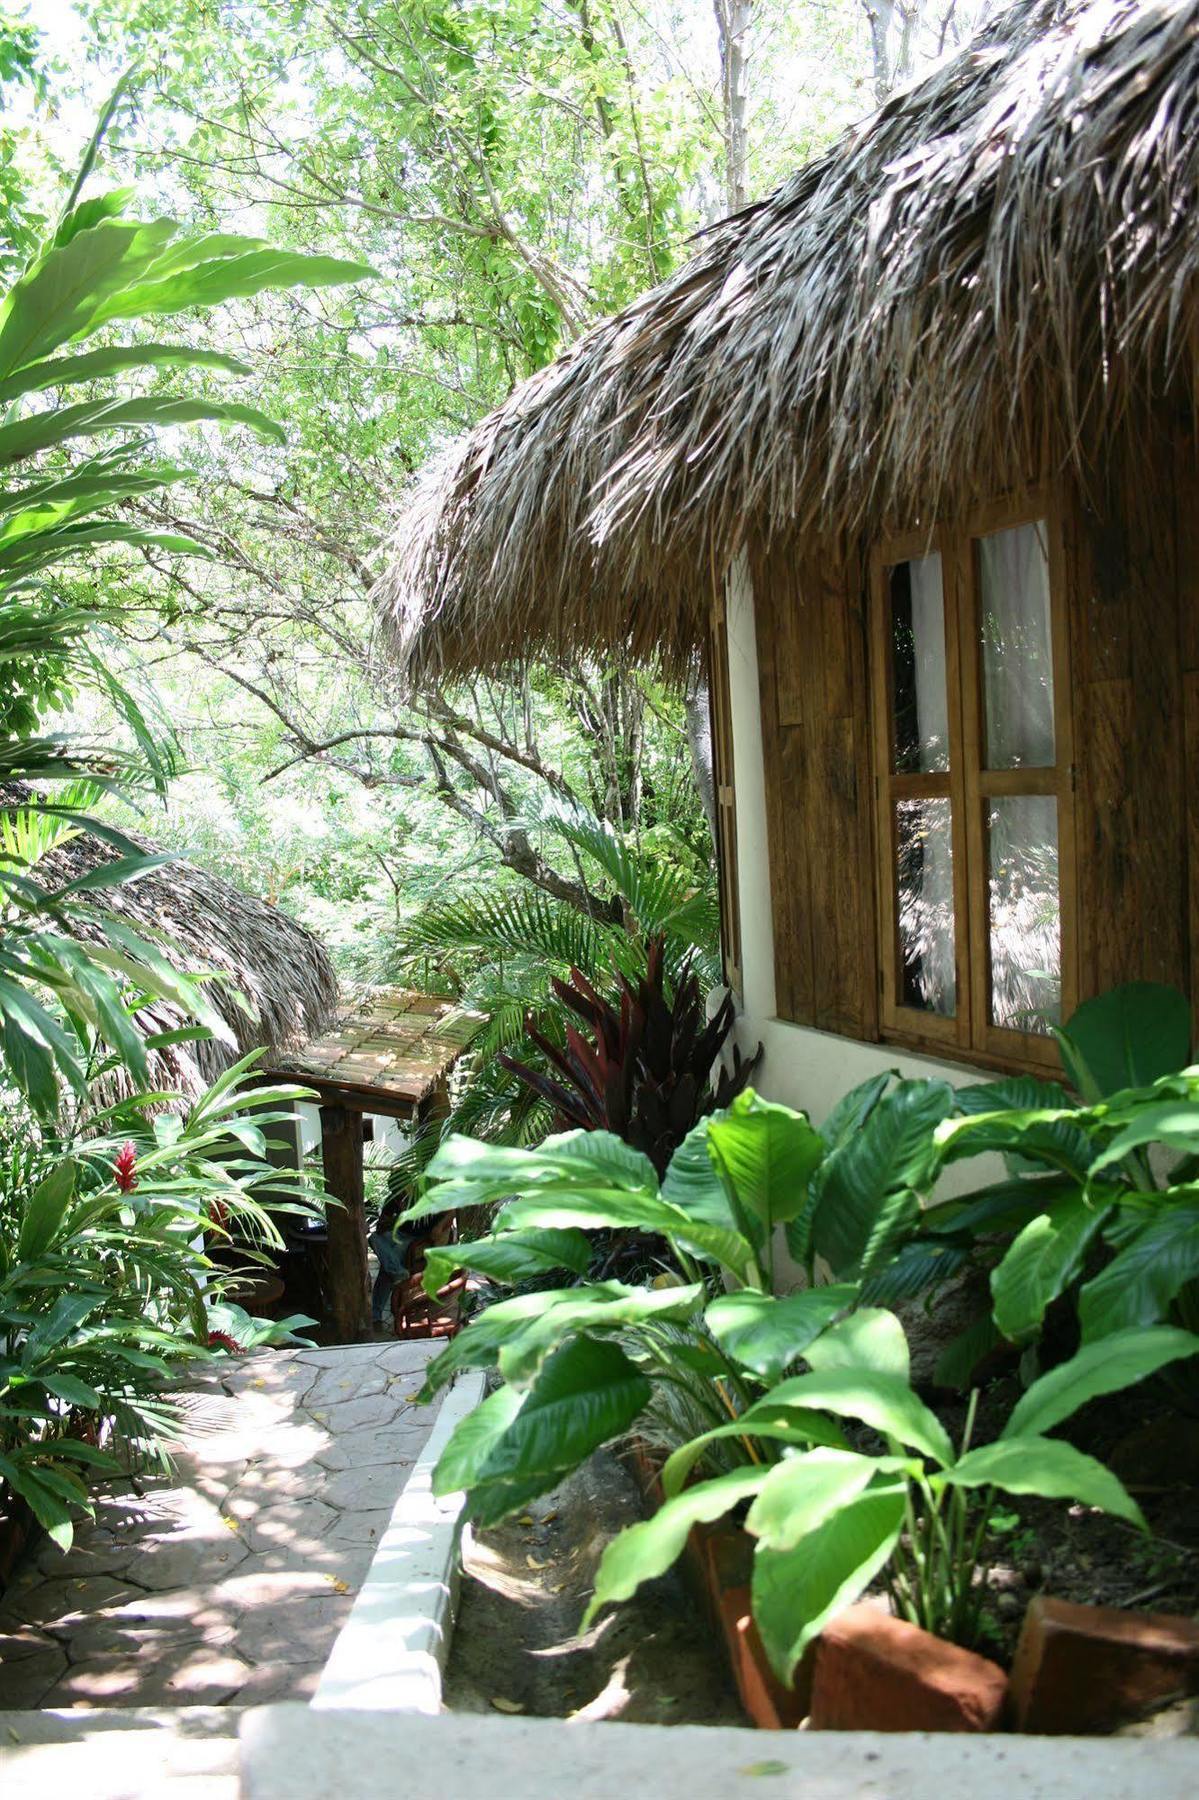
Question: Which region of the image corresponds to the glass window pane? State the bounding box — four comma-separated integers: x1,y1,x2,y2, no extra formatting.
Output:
978,521,1055,769
889,553,948,773
988,795,1060,1035
896,797,955,1016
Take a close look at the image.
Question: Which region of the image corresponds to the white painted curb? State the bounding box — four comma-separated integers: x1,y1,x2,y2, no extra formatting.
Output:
312,1370,487,1713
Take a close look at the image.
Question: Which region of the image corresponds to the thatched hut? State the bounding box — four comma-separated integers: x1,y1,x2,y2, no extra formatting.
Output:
379,0,1199,1112
36,807,337,1103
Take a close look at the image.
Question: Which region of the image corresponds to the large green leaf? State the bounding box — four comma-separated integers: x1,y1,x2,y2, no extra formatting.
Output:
751,1480,907,1682
661,1116,747,1242
89,247,375,327
1090,1103,1199,1176
499,1190,753,1275
1004,1326,1199,1440
706,1091,825,1231
0,216,177,378
415,1127,659,1219
660,1407,848,1498
944,1436,1145,1527
584,1465,768,1625
819,1072,896,1147
495,1281,705,1384
0,344,250,403
756,1366,954,1465
0,396,286,464
704,1285,856,1381
417,1287,588,1399
1055,983,1192,1103
16,1158,76,1259
421,1226,593,1299
990,1192,1114,1343
809,1080,954,1278
803,1307,910,1379
432,1385,524,1495
746,1449,905,1552
450,1336,651,1527
935,1108,1095,1178
1078,1196,1199,1340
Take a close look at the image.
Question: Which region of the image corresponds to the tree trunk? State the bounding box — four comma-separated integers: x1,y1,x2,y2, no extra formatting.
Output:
714,0,753,211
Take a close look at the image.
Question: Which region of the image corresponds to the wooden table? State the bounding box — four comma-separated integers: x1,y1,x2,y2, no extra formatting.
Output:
261,988,477,1340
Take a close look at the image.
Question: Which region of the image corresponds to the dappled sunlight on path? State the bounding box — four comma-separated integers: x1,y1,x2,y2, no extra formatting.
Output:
0,1340,438,1709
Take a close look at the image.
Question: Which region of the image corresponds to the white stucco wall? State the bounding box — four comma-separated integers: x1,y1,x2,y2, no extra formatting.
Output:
724,554,1000,1198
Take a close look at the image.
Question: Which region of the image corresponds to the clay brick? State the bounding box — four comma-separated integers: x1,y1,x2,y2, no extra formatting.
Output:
808,1602,1008,1732
715,1583,811,1730
1010,1595,1199,1734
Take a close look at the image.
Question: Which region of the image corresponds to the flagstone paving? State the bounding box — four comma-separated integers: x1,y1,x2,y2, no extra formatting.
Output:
0,1339,439,1711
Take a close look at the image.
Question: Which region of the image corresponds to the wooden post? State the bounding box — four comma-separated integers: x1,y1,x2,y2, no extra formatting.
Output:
319,1103,370,1341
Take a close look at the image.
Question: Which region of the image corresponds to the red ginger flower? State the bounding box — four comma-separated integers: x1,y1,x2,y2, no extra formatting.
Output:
113,1142,138,1193
206,1330,244,1355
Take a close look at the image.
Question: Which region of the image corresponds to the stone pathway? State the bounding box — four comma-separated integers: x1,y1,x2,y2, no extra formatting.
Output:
0,1339,439,1711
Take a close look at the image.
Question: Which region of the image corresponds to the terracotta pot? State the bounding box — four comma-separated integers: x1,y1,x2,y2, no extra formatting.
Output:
1010,1595,1199,1734
808,1602,1009,1732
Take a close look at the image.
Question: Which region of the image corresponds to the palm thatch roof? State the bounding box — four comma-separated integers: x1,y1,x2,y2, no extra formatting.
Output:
41,811,338,1103
378,0,1199,681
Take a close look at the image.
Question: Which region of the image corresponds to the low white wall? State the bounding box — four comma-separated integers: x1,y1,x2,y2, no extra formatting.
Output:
724,555,1000,1202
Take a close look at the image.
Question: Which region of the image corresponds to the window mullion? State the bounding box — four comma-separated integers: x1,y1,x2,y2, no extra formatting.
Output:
945,529,978,1053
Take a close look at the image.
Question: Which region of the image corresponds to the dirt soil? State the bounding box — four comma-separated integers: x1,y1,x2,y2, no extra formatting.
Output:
443,1449,747,1728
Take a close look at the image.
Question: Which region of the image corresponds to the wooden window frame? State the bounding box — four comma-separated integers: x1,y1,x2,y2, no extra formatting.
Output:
709,594,742,994
869,488,1077,1071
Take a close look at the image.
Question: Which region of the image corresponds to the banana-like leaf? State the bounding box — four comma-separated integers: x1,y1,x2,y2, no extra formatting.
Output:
705,1284,856,1380
747,1448,914,1552
758,1366,955,1465
1077,1195,1199,1340
1054,982,1192,1103
660,1406,849,1498
706,1090,825,1232
804,1307,910,1379
16,1158,76,1260
447,1336,651,1528
421,1226,593,1299
1090,1102,1199,1176
1003,1325,1199,1440
416,1286,607,1400
0,344,250,403
0,396,285,464
944,1436,1145,1527
751,1480,907,1682
990,1192,1114,1343
584,1464,768,1625
809,1080,954,1278
496,1281,706,1385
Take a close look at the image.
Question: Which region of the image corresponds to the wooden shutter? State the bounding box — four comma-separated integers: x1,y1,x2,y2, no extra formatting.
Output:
750,533,877,1038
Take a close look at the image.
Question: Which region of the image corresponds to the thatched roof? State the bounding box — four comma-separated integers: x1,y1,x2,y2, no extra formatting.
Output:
35,808,338,1103
378,0,1199,681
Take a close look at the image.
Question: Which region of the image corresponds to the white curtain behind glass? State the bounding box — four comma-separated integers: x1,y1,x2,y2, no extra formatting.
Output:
903,554,954,1014
979,523,1054,769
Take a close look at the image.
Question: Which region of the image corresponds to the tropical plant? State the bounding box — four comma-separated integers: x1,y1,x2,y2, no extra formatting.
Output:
0,1051,320,1548
584,1311,1199,1682
386,808,725,1197
932,982,1199,1350
502,933,760,1176
406,1092,859,1523
0,120,369,1119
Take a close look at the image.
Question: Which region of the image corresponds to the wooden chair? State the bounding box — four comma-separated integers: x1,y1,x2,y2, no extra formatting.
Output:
390,1213,466,1339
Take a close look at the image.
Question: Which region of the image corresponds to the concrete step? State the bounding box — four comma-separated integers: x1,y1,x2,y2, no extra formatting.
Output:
0,1705,240,1800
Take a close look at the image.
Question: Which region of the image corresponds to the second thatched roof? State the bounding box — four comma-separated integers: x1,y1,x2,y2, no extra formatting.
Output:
38,810,338,1103
378,0,1199,682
